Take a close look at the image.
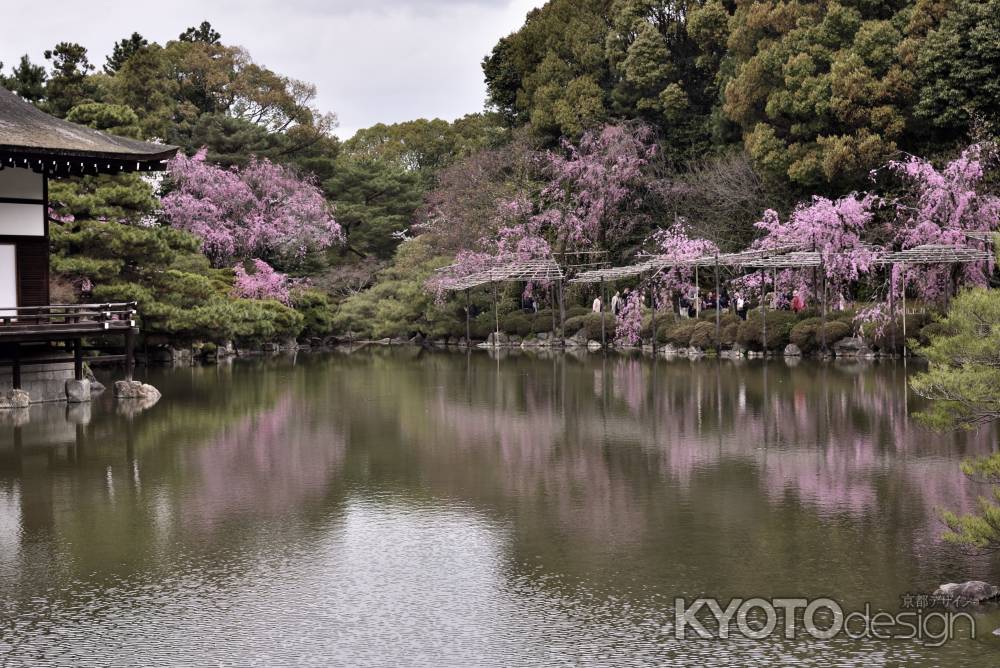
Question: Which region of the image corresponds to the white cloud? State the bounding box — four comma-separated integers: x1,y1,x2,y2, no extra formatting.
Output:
0,0,544,138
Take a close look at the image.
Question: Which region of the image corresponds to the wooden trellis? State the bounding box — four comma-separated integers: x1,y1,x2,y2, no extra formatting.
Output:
433,240,994,354
438,258,565,344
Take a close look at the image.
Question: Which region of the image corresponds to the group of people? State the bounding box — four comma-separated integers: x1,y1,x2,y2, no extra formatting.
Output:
590,286,821,322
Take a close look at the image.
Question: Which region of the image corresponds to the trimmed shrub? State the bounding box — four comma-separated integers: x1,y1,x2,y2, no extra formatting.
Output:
663,321,697,347
860,312,932,353
502,312,533,337
820,320,851,347
689,321,718,349
790,317,823,352
917,321,950,346
721,321,741,347
737,311,797,351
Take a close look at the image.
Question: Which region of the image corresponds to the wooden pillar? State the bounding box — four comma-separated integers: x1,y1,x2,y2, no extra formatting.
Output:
888,265,896,355
600,278,606,349
492,281,500,346
714,256,721,353
695,266,701,319
465,289,471,344
772,267,778,308
760,269,768,353
901,263,907,358
73,338,83,381
550,284,556,335
558,278,565,340
11,343,20,390
125,327,136,381
820,269,828,353
650,276,657,355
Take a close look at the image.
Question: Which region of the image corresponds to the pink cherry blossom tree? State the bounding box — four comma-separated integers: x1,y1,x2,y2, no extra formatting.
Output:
163,149,343,271
885,144,1000,301
613,221,720,345
232,259,292,304
750,193,880,302
431,124,660,294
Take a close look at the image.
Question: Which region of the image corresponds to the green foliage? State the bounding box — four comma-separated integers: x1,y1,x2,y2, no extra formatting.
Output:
737,310,798,351
330,237,459,339
105,32,149,75
689,321,719,349
51,219,303,344
660,321,697,347
291,289,335,337
790,317,852,352
43,42,97,117
911,288,1000,430
66,102,143,138
323,157,424,259
915,0,1000,139
0,55,47,102
483,0,721,154
564,312,605,339
722,1,916,190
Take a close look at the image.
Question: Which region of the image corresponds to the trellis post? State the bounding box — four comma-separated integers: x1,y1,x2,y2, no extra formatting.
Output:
465,288,471,345
760,268,768,353
888,266,896,355
650,275,657,355
714,255,721,354
695,266,700,318
558,277,565,341
492,280,500,346
600,278,606,349
550,284,557,335
820,267,828,353
901,262,907,358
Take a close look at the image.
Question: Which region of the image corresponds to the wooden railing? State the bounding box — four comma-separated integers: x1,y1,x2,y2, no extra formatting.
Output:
0,302,137,334
0,302,139,387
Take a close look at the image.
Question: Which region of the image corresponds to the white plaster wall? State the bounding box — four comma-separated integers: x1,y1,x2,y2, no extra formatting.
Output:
0,167,43,200
0,203,44,236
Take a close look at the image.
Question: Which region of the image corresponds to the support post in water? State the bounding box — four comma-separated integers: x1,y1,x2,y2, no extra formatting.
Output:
820,268,828,353
492,281,500,346
465,289,471,344
558,278,565,341
760,268,768,353
901,263,907,358
125,327,136,381
714,255,721,354
888,265,896,355
695,266,700,319
650,274,657,355
11,343,20,390
73,338,83,381
600,278,606,349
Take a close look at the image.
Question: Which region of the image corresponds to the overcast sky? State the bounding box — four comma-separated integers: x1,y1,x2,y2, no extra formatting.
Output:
0,0,544,138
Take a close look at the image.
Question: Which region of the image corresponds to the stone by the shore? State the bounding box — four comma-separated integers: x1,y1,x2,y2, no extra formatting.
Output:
0,389,30,410
65,379,91,403
784,343,802,357
487,331,509,347
833,337,872,358
114,380,162,403
933,581,1000,605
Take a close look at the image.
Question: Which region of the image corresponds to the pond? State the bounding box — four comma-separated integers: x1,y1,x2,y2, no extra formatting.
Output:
0,348,998,666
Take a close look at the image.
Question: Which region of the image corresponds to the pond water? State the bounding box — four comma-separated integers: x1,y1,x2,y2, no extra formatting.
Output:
1,348,999,666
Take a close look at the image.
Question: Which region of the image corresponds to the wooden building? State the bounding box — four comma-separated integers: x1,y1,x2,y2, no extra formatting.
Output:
0,87,177,402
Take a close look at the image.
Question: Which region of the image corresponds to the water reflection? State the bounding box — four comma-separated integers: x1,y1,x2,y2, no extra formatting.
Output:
0,349,997,666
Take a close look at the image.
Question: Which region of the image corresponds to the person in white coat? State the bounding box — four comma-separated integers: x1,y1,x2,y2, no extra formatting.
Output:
611,291,622,316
